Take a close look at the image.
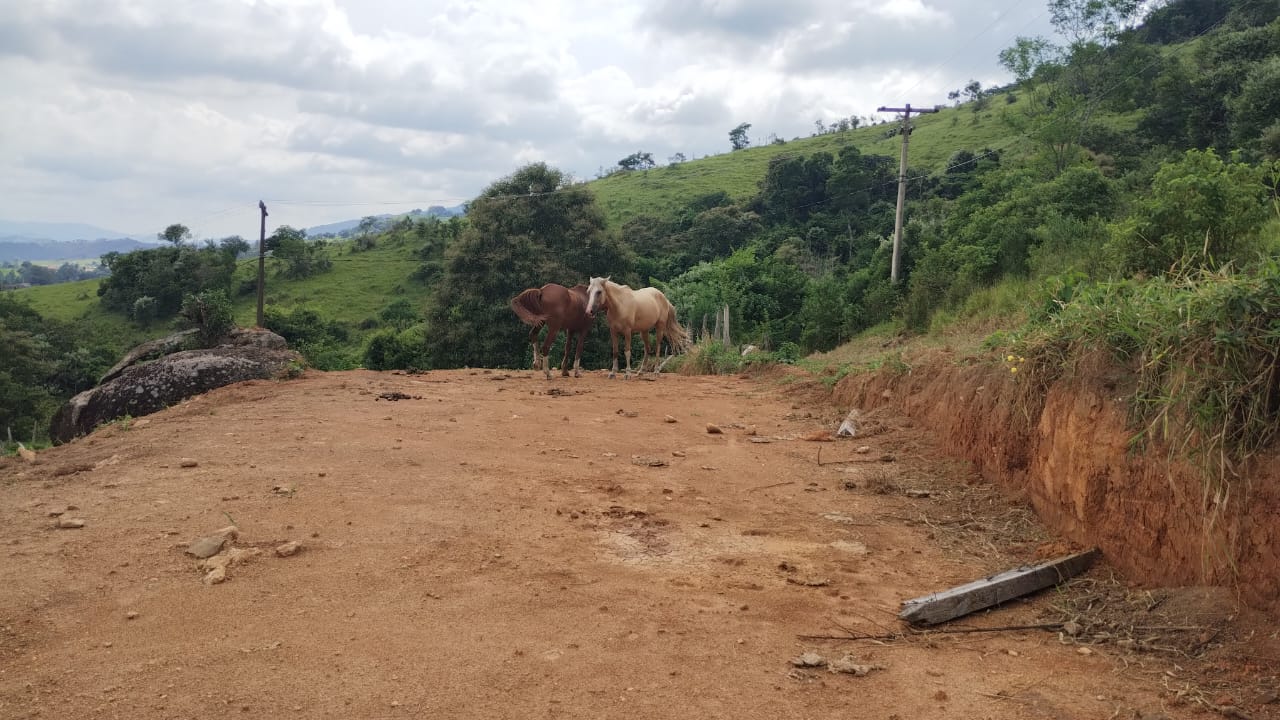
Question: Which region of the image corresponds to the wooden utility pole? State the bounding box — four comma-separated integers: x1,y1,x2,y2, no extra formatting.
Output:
256,200,268,328
877,103,938,284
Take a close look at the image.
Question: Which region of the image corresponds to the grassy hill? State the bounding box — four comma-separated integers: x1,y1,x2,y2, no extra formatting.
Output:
590,97,1032,228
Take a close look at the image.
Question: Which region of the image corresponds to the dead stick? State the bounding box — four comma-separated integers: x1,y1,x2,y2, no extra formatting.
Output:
798,622,1064,642
748,481,795,493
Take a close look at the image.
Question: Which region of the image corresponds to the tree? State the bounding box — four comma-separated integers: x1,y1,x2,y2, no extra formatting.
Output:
1049,0,1143,48
963,80,990,111
1109,149,1271,275
379,299,419,332
158,223,191,245
999,37,1060,83
423,162,634,369
618,151,656,171
668,152,687,164
729,123,752,151
267,225,332,279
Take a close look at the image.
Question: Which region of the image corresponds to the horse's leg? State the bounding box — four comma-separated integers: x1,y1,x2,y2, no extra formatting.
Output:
540,322,560,380
614,327,624,379
573,330,586,377
560,330,573,377
638,327,653,375
623,330,635,380
528,326,541,373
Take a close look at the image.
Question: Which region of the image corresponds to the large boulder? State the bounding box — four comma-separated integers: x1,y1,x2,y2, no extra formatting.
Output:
50,327,302,443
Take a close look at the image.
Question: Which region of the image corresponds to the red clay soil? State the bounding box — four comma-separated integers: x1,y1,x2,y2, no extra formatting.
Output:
1,369,1277,719
831,348,1280,616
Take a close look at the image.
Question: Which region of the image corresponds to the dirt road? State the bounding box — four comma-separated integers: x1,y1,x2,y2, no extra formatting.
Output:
1,369,1273,718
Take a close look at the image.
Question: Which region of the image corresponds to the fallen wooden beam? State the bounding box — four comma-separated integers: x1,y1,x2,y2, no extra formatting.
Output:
899,548,1100,626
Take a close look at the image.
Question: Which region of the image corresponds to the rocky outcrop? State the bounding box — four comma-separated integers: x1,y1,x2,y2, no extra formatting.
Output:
829,350,1280,615
50,328,301,443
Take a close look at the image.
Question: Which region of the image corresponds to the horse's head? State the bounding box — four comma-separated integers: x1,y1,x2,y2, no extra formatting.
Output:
585,276,610,316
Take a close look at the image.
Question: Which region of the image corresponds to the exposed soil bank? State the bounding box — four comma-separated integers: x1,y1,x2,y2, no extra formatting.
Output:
829,350,1280,614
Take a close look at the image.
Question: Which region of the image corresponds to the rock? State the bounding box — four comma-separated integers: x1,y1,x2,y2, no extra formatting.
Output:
186,535,227,559
671,451,686,457
179,459,198,468
791,652,827,668
1076,646,1093,655
663,415,677,423
215,525,240,541
50,328,301,443
275,541,302,557
829,540,869,555
854,446,871,454
904,489,931,498
126,611,139,620
16,443,36,463
55,517,86,529
203,566,227,585
706,424,722,434
1062,620,1082,637
828,654,885,676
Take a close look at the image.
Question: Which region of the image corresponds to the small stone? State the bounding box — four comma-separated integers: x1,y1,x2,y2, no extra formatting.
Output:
791,652,826,668
828,654,885,676
186,535,227,559
276,541,302,557
705,424,722,434
126,611,139,620
55,517,86,529
1076,646,1093,655
854,446,871,454
671,451,686,457
663,415,677,423
1062,620,1082,636
179,459,198,468
905,489,931,498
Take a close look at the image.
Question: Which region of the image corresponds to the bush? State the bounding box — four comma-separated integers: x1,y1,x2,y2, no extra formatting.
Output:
180,290,234,347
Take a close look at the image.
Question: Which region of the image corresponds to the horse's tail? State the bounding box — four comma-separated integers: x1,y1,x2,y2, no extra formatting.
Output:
664,302,691,353
510,288,548,327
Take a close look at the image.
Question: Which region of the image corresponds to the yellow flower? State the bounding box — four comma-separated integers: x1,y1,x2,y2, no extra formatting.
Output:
1018,356,1025,363
1006,354,1015,362
1010,367,1018,374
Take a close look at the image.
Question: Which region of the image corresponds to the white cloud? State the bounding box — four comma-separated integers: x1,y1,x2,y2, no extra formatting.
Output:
0,0,1057,238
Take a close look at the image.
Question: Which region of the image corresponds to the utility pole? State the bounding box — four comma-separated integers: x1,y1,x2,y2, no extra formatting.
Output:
877,103,937,284
254,199,267,326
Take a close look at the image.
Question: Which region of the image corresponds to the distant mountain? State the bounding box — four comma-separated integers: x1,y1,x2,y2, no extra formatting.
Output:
305,205,466,238
0,219,139,243
0,238,162,264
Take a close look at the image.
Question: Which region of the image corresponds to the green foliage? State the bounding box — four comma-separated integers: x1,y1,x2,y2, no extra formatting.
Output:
262,306,356,370
180,290,234,347
423,162,634,368
268,226,333,279
1012,260,1280,482
1109,149,1271,275
0,293,122,443
677,339,743,375
363,326,428,371
98,241,238,321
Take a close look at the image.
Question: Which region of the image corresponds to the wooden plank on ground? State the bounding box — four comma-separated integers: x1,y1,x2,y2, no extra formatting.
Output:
899,548,1100,626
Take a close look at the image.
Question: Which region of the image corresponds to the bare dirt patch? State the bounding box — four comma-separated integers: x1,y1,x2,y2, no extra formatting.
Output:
1,369,1276,719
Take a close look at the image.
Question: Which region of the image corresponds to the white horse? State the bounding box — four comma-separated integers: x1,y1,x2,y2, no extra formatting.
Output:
585,277,689,379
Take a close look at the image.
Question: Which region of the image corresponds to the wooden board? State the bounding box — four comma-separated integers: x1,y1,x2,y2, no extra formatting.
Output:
899,549,1100,626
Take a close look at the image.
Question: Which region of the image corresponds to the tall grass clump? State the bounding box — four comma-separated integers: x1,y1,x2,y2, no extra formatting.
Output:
1012,261,1280,481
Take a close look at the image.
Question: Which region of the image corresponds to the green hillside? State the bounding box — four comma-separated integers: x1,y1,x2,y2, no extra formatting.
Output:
590,99,1030,229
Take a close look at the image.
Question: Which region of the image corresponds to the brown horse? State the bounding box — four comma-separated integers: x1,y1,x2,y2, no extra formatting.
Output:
585,277,690,379
510,283,595,379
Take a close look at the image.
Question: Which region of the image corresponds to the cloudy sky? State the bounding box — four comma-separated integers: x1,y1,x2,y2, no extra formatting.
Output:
0,0,1057,240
